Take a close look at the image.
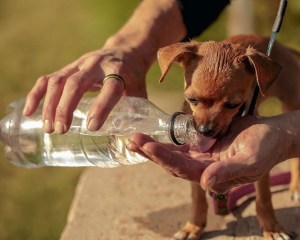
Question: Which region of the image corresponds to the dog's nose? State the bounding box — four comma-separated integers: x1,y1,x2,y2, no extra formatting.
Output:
198,125,215,137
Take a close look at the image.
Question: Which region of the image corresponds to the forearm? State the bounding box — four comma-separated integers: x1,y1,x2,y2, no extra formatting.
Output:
103,0,187,69
280,110,300,158
265,110,300,162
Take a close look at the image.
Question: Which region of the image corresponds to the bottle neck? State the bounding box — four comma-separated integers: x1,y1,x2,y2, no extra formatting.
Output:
169,112,197,145
168,112,217,152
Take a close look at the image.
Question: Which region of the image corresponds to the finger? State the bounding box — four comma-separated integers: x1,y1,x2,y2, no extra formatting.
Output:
42,68,78,133
128,133,214,181
126,133,156,155
23,75,49,116
139,142,186,178
200,155,249,192
126,133,188,161
210,180,243,194
54,70,96,134
53,54,107,133
125,139,151,159
127,133,181,168
42,74,68,133
87,77,124,131
128,133,189,152
140,141,213,182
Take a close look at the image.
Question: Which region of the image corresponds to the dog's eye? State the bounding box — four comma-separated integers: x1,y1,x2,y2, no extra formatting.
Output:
224,102,240,109
186,97,199,105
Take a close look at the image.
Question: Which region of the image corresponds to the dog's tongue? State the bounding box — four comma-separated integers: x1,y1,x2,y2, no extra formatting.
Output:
191,135,217,152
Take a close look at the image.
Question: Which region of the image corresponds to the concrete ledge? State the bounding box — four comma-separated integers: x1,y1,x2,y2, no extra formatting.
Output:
60,161,300,240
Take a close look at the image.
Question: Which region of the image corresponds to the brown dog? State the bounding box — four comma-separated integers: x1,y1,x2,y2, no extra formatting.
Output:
157,34,300,239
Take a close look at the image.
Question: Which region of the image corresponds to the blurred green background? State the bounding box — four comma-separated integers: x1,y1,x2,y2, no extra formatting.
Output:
0,0,299,239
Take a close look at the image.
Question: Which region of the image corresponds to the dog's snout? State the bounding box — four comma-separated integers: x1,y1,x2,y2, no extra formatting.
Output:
198,125,215,137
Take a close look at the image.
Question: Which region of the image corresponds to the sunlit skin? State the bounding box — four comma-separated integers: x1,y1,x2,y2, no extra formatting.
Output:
23,0,187,134
127,112,300,193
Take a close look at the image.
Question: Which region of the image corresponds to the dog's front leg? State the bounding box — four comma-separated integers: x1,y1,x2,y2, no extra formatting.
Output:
173,182,208,240
255,174,292,239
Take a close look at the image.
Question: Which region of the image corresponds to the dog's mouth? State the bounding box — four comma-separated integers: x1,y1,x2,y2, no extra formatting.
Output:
196,124,228,141
192,133,217,152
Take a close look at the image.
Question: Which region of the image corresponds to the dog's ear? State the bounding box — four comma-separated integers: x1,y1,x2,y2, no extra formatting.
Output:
245,47,282,96
157,42,198,82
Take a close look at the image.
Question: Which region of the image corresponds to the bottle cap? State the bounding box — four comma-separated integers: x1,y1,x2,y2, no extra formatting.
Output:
169,112,185,145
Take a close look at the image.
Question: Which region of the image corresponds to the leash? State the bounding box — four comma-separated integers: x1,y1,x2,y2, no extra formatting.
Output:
212,0,288,215
247,0,288,115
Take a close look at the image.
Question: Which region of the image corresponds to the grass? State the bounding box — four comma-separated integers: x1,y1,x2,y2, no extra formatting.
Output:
0,0,299,239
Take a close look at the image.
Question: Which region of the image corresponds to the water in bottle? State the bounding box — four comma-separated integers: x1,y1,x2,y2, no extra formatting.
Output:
0,96,216,168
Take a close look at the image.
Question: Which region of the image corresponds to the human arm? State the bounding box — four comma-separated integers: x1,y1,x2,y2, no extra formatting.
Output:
23,0,187,134
127,111,300,193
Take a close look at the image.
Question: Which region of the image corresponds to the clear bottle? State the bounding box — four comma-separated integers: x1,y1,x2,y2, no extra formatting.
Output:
0,96,216,168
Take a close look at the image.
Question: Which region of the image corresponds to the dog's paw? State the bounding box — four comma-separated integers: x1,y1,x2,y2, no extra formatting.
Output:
173,221,204,240
259,217,296,240
263,231,297,240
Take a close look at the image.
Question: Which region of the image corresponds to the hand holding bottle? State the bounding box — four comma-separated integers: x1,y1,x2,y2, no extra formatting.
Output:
22,0,187,135
22,46,148,135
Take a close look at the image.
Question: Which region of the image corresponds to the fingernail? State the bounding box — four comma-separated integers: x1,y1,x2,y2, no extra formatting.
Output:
126,139,134,149
87,118,100,131
126,139,138,151
23,104,30,116
55,121,67,134
43,119,53,133
207,176,217,188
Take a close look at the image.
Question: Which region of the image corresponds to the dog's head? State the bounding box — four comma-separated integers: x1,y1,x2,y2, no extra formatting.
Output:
158,40,282,138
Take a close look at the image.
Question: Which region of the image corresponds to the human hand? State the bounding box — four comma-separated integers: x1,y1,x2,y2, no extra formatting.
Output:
21,0,189,135
23,45,148,134
127,134,215,182
199,115,294,193
127,115,295,193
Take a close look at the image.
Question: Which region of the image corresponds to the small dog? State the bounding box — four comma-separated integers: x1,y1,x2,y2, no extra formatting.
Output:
157,34,300,239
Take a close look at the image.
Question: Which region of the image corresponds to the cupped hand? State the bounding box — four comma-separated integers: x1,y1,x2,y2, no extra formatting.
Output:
127,115,292,193
127,133,216,182
23,46,148,134
200,115,294,193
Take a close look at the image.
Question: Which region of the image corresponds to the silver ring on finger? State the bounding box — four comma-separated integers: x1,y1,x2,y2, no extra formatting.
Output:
103,74,125,90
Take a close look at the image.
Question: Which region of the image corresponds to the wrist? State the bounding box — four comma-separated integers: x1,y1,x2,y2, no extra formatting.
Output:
103,34,154,70
103,0,187,70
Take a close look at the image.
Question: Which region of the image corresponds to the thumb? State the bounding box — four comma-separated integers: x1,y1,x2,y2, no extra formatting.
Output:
200,156,248,193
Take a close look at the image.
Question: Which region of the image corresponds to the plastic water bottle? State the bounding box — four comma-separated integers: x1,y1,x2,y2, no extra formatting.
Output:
0,96,216,168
